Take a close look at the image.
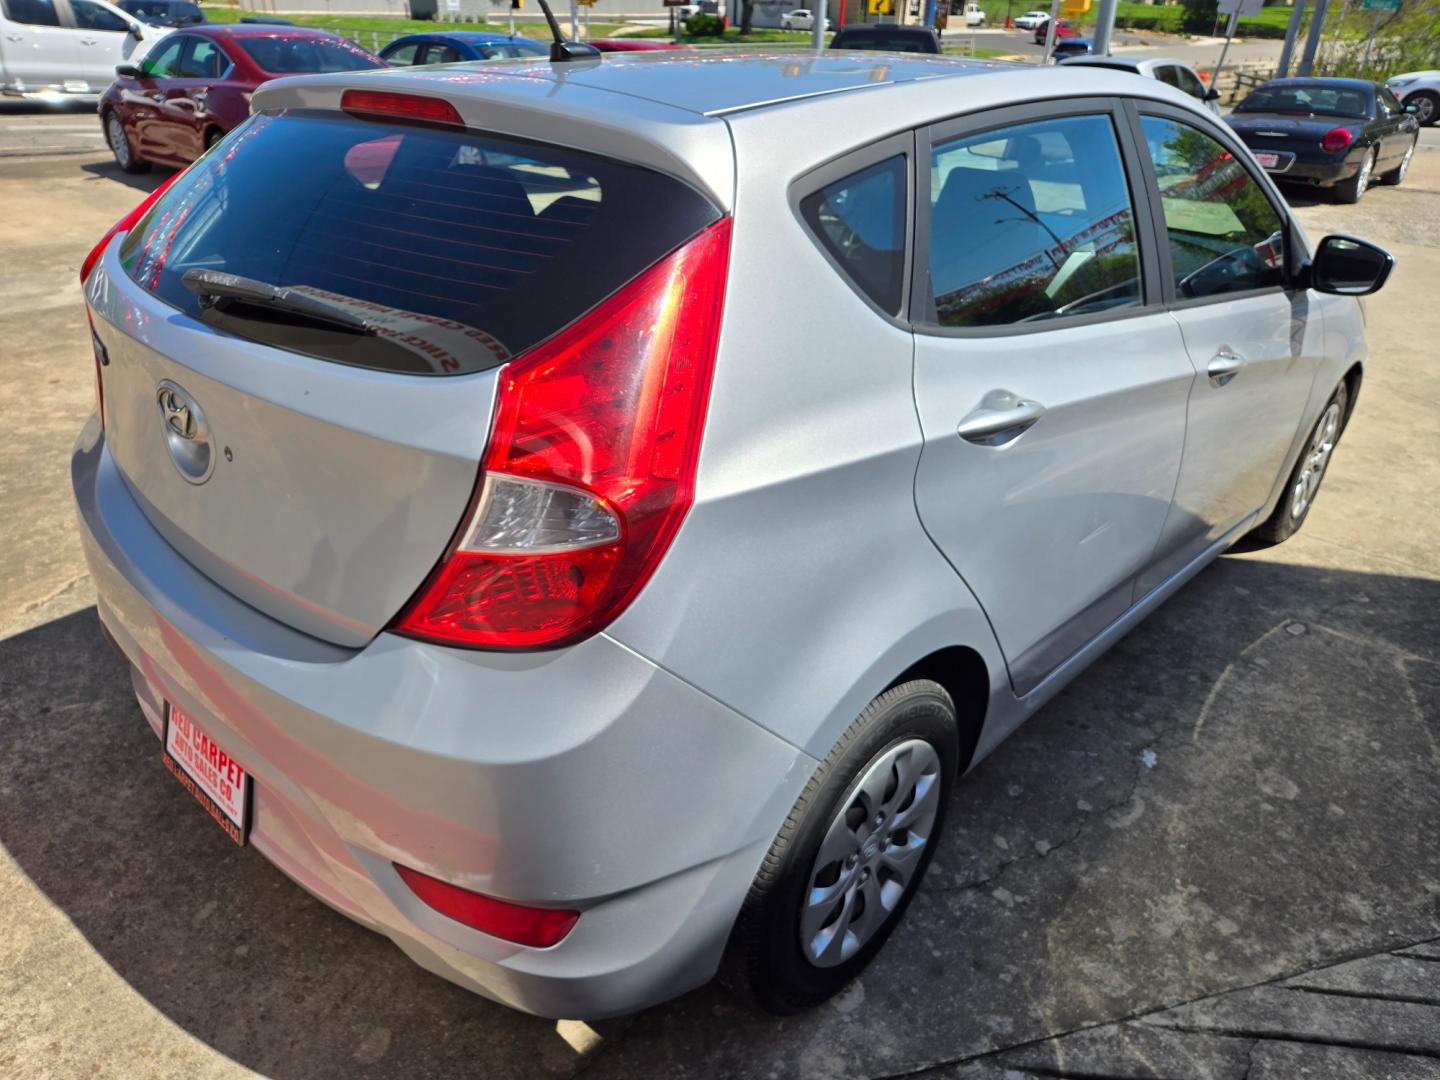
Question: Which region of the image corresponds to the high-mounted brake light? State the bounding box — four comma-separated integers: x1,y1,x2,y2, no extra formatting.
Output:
79,168,184,285
341,89,464,126
395,864,579,947
1321,127,1354,154
393,217,732,649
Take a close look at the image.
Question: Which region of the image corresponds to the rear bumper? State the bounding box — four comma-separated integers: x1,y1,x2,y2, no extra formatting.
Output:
1265,157,1357,186
71,417,813,1018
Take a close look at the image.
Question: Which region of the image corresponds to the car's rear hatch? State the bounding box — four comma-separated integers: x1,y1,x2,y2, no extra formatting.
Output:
88,85,727,646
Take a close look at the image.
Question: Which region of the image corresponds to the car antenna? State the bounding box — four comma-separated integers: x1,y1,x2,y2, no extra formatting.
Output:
534,0,600,61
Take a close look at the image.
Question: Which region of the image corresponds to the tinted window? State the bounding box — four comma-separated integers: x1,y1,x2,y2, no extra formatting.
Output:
926,114,1142,328
1141,116,1286,299
1235,84,1372,119
482,40,547,58
801,155,907,315
70,0,130,30
141,36,184,77
831,28,937,52
1379,85,1403,114
1154,64,1181,88
2,0,61,25
235,35,384,74
429,44,463,63
383,41,421,65
177,38,223,76
119,111,720,375
1173,66,1207,100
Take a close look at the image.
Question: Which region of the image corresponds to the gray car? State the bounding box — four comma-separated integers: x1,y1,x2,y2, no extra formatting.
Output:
72,52,1392,1019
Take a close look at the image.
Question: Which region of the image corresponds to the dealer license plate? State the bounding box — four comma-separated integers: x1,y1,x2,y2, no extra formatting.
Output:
162,702,251,846
1254,152,1280,169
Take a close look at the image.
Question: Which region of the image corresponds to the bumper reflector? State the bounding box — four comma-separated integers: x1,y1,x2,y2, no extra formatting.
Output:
394,863,579,948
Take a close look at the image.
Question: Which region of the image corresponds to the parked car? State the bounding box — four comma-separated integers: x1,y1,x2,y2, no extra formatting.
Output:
1034,17,1076,43
590,38,690,51
1386,70,1439,126
1013,8,1048,29
76,52,1389,1021
781,7,831,30
380,31,547,65
1,0,165,100
962,2,985,26
1051,37,1091,60
100,25,384,172
1062,53,1221,113
116,0,202,27
830,24,940,53
1227,77,1420,202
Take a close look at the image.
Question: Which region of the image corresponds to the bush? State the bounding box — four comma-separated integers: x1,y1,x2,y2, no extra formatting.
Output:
1180,0,1218,34
684,13,725,36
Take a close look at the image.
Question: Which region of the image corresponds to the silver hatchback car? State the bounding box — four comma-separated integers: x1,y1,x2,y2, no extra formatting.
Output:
73,52,1392,1019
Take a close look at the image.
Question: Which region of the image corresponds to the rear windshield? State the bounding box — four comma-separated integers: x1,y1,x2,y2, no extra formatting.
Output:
235,36,385,74
831,29,937,53
1235,84,1372,118
119,110,719,375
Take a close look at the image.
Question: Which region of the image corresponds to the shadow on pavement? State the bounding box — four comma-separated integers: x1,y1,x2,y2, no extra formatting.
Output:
80,158,174,195
1,553,1437,1079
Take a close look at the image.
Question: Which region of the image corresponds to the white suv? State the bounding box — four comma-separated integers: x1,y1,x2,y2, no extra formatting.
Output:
0,0,166,100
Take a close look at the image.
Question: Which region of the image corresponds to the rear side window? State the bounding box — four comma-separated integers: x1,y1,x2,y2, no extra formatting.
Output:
179,38,225,78
119,110,720,375
234,36,383,74
925,114,1143,327
383,42,421,65
70,0,130,30
2,0,61,26
1141,115,1285,299
800,155,907,315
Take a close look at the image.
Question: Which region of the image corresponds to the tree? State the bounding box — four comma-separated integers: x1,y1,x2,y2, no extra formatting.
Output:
1180,0,1219,35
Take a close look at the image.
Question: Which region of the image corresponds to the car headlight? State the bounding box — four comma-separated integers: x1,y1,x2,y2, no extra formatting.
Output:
1388,76,1418,88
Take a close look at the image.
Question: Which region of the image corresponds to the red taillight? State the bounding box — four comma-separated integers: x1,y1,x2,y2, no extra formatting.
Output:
393,217,731,649
1321,127,1354,154
341,89,464,126
79,168,184,285
394,864,579,947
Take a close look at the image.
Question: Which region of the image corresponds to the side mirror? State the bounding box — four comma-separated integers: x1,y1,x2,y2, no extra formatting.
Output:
1310,234,1394,296
1204,87,1221,101
115,62,142,77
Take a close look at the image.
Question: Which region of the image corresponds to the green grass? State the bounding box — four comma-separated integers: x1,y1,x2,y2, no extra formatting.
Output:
629,25,819,43
198,5,626,46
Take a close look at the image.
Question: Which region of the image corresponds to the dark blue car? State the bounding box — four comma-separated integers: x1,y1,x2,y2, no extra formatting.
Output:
378,32,548,66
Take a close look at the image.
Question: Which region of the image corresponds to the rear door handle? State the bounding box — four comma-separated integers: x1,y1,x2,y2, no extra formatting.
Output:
956,395,1047,446
1207,347,1245,387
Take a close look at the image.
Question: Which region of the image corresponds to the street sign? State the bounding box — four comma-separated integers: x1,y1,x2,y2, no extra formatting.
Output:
1360,0,1400,8
1062,0,1090,13
1217,0,1263,16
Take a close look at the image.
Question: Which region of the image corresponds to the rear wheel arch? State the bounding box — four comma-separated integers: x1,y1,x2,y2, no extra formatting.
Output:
1341,361,1363,432
883,645,988,775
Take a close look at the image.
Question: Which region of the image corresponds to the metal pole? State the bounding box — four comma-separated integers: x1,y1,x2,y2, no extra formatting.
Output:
1041,0,1061,64
812,0,825,47
1275,0,1306,77
1297,0,1328,76
1212,9,1239,93
1091,0,1118,56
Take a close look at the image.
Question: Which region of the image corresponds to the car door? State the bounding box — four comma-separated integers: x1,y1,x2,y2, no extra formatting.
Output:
123,30,181,157
1374,85,1413,169
1,0,77,91
910,101,1196,696
64,0,138,91
158,32,221,161
1129,103,1325,593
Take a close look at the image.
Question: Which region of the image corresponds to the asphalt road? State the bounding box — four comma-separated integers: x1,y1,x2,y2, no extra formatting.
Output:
1,137,1438,1077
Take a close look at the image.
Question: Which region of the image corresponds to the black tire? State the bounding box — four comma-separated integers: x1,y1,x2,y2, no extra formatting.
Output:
1406,89,1438,127
1249,381,1349,547
1333,146,1375,205
104,109,149,175
1379,136,1417,185
722,680,960,1014
205,128,223,151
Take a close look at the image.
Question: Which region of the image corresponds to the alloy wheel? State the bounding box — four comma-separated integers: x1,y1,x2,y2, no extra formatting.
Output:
1356,148,1375,196
1398,139,1415,182
800,738,941,968
1291,401,1341,522
107,113,131,169
1414,95,1436,124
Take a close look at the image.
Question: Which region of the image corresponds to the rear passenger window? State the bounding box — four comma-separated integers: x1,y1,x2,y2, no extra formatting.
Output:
800,155,907,315
384,42,421,65
925,114,1143,327
2,0,62,24
1141,116,1286,299
119,111,720,375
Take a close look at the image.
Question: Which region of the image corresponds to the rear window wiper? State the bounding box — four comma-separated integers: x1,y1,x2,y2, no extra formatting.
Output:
182,269,376,335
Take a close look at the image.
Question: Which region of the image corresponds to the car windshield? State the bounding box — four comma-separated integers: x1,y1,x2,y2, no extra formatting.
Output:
235,35,384,74
832,29,934,52
1236,85,1371,118
479,41,547,58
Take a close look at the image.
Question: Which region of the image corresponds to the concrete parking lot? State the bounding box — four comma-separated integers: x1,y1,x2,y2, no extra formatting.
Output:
1,125,1438,1077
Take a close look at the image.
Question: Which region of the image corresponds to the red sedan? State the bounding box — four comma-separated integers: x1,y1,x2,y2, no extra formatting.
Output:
101,25,384,173
1033,17,1077,44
